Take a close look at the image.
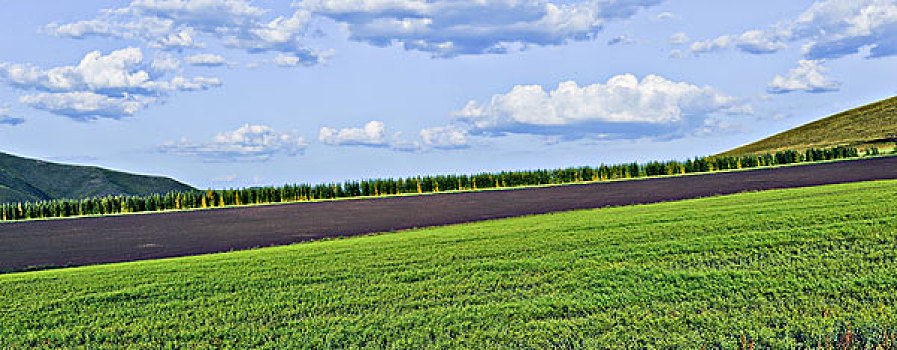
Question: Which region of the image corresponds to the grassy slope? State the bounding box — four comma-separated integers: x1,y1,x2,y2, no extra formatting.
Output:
0,151,195,203
2,181,897,349
721,96,897,156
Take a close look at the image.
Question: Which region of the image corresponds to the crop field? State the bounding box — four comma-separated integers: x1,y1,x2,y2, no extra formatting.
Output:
3,155,897,272
2,180,897,348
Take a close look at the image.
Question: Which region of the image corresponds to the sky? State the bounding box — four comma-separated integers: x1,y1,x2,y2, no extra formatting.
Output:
0,0,895,189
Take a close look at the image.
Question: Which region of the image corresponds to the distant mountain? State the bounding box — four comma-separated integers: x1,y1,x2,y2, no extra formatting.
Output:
721,96,897,156
0,151,195,204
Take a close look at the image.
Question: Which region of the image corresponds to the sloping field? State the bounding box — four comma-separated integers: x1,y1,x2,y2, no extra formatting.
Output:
2,156,897,271
721,96,897,156
2,180,896,348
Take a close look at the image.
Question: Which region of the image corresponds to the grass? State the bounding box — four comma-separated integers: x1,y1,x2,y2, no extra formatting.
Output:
721,95,897,156
2,180,897,349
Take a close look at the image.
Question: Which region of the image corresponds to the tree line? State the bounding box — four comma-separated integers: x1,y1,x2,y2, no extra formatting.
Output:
0,145,869,222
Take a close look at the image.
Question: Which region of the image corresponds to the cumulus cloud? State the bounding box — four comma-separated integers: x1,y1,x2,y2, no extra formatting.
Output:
419,126,468,149
319,120,389,146
767,60,841,94
159,124,308,161
691,0,897,59
0,47,221,120
0,107,25,126
451,74,749,139
48,0,328,64
318,121,427,151
295,0,662,57
186,53,229,66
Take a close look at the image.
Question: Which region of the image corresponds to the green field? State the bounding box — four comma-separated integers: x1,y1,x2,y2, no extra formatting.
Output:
2,181,897,349
721,95,897,156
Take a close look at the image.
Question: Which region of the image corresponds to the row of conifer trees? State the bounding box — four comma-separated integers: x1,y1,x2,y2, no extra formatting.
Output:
0,145,866,221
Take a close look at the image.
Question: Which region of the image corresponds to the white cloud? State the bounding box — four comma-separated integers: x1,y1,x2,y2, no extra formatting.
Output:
49,1,329,63
160,124,308,162
655,12,677,21
691,0,897,59
318,120,426,151
186,53,229,66
690,30,787,54
767,60,841,94
272,50,333,67
20,92,156,120
0,48,221,120
224,10,312,52
452,74,748,139
419,126,468,149
151,52,182,72
0,106,25,126
319,120,389,146
669,32,689,45
295,0,662,57
151,27,203,49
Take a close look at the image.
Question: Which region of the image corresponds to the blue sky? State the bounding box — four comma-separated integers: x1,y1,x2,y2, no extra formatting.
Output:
1,0,895,188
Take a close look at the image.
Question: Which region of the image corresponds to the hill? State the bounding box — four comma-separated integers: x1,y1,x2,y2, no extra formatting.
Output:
2,180,895,348
0,151,195,203
721,95,897,156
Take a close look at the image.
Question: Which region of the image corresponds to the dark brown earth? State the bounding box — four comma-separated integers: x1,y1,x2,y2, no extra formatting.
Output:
2,156,897,271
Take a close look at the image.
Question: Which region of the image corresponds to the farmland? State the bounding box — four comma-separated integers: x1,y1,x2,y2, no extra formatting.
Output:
1,145,870,222
3,155,897,272
2,179,896,348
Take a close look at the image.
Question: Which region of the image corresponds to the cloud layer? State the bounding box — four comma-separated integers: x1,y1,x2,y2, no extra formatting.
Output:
451,74,748,139
48,0,328,65
295,0,662,57
690,0,897,59
0,47,220,120
160,124,308,161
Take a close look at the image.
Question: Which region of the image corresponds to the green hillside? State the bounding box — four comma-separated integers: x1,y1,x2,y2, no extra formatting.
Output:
3,180,896,348
0,151,195,203
722,96,897,156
